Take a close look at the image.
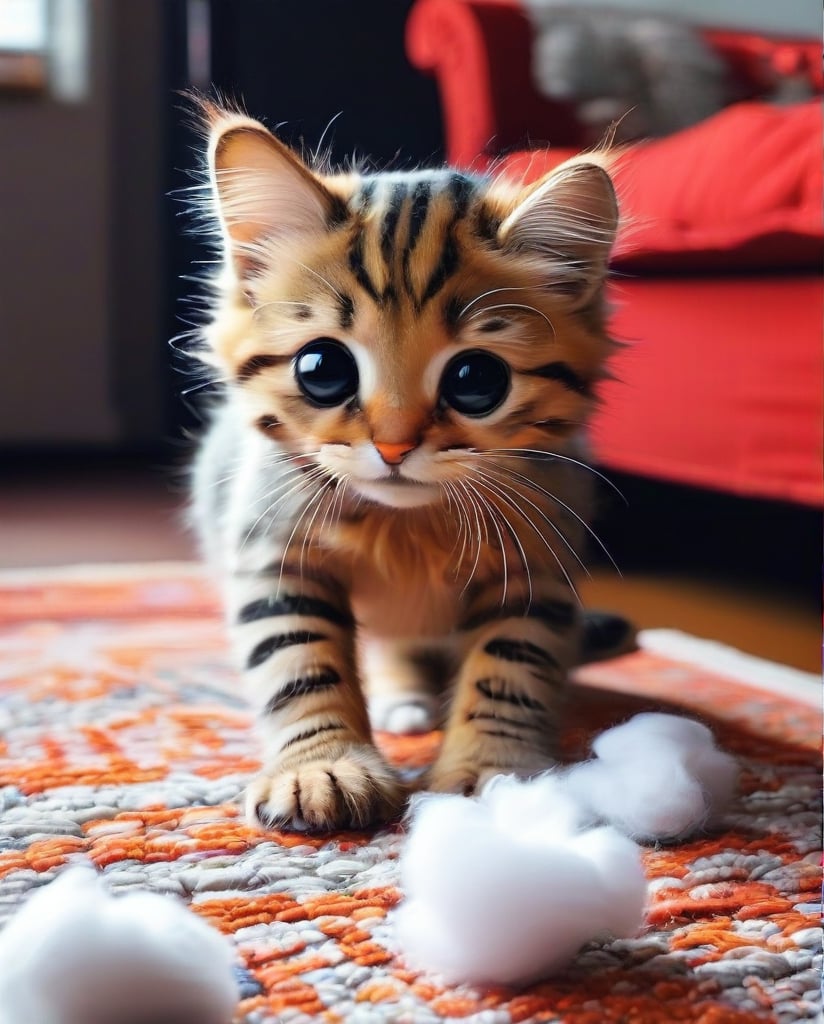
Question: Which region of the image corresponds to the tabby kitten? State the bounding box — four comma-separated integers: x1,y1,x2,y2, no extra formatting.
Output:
190,103,619,832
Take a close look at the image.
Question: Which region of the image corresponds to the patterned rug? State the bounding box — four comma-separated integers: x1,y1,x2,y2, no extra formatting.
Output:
0,564,820,1024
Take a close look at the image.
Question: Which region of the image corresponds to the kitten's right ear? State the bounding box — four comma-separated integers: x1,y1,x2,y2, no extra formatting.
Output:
206,107,344,281
496,160,618,308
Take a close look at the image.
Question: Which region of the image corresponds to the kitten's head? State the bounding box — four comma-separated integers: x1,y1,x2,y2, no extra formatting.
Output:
200,103,618,510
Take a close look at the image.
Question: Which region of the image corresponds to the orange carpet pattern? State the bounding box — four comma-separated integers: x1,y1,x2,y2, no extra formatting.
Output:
0,565,820,1023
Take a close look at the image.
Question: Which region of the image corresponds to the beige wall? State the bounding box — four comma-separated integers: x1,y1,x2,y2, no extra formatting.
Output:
522,0,819,38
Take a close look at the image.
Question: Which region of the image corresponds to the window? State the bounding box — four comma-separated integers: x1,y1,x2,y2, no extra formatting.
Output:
0,0,48,92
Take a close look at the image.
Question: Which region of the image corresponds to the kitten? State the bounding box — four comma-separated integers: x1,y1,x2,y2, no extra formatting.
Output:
189,102,619,832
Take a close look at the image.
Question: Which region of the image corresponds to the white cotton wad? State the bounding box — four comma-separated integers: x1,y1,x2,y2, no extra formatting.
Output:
395,774,647,986
0,866,238,1024
565,712,739,842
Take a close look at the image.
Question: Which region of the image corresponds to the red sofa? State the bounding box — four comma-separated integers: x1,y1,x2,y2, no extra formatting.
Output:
407,0,823,506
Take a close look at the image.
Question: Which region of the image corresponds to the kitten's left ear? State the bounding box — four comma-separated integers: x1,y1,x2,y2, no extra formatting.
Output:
206,107,344,281
497,161,618,307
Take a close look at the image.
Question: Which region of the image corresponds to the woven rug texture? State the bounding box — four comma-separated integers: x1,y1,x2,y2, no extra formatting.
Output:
0,566,820,1024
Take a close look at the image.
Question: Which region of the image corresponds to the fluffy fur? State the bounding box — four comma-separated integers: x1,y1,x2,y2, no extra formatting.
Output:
188,101,620,831
0,867,238,1024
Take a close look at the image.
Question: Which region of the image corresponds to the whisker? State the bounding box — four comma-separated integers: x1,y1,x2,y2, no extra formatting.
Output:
238,466,312,544
323,471,348,539
277,478,334,594
470,476,534,606
468,463,589,577
446,480,468,577
467,302,555,338
298,476,339,577
251,300,317,322
465,465,583,605
484,462,621,576
454,479,483,593
239,467,326,554
332,476,350,531
294,261,345,303
463,482,487,595
201,444,292,493
312,110,343,163
179,378,224,397
459,286,535,319
479,449,628,505
463,480,508,607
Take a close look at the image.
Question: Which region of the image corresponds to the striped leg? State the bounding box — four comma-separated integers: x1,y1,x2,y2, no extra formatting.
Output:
427,588,580,794
230,573,404,830
364,638,448,735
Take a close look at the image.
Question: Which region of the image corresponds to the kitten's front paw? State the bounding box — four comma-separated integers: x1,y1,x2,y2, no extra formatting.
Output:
427,745,555,797
426,760,502,797
369,694,440,735
246,745,405,832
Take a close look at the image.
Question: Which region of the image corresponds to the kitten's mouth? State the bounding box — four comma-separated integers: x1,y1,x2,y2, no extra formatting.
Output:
380,474,417,485
353,475,440,509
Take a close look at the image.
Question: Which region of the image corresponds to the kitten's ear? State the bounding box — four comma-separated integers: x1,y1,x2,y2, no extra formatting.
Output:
206,109,344,281
497,161,618,306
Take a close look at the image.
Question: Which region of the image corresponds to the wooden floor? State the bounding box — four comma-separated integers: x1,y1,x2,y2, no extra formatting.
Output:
1,456,820,673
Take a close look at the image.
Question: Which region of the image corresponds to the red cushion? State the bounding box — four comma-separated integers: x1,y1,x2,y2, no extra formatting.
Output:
592,276,823,506
492,101,823,272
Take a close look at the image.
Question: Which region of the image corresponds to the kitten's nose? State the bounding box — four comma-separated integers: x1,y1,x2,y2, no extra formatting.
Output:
374,441,415,465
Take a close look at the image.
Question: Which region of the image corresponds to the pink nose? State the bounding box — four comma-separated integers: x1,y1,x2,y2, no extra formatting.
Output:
374,441,415,465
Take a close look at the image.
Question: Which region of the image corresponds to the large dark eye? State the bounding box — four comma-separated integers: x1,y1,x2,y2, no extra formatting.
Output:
440,349,510,417
295,339,359,407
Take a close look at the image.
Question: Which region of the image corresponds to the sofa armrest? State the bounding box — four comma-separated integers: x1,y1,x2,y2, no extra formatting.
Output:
406,0,581,167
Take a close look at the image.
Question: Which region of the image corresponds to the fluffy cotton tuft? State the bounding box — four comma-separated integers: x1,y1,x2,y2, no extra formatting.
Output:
0,866,238,1024
395,774,647,986
565,712,739,841
396,714,737,985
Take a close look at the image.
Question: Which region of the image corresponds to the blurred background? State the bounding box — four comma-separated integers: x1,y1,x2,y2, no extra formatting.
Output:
1,0,820,670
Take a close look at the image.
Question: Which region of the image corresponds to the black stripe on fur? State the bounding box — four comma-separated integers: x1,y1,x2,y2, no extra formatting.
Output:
280,721,347,751
355,179,376,213
475,677,545,710
467,710,541,731
405,180,432,253
461,600,575,633
348,231,382,304
474,204,501,242
236,354,292,382
380,183,405,265
484,637,560,671
238,594,354,629
338,293,355,330
263,668,342,715
447,172,475,219
527,600,576,629
478,317,509,333
247,630,327,670
420,232,459,306
526,361,593,397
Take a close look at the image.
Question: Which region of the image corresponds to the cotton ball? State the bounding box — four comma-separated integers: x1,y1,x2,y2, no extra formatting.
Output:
396,780,646,986
566,755,708,841
0,866,238,1024
590,712,713,759
566,713,738,842
483,771,587,843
